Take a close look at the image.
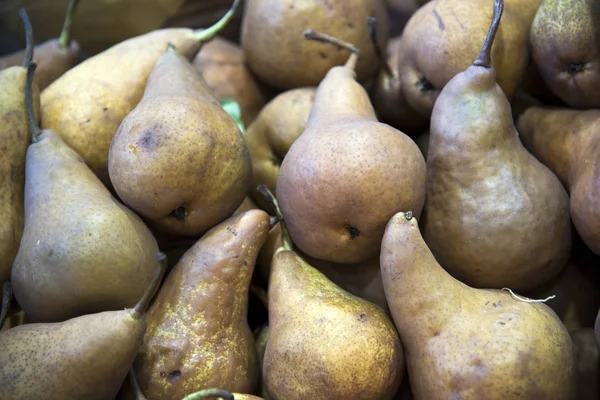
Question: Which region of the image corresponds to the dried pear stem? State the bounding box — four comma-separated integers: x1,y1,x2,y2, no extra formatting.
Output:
194,0,240,43
0,282,13,330
25,62,41,143
130,252,167,319
367,17,393,78
58,0,80,50
474,0,504,68
256,184,293,251
128,368,148,400
303,29,360,71
181,389,234,400
19,8,33,67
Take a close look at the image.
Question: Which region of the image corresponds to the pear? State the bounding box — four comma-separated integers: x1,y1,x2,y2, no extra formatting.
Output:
422,0,571,291
0,253,166,400
135,210,270,399
181,390,264,400
261,187,404,400
398,0,528,118
245,87,316,207
193,36,267,127
11,61,160,323
241,0,389,89
381,212,576,398
0,10,39,284
108,46,250,236
41,0,240,183
0,0,81,90
530,0,600,108
517,107,600,256
277,32,426,264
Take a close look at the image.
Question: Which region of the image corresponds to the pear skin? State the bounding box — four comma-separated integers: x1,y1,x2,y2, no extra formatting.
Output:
381,212,576,399
108,47,251,236
135,210,270,399
517,107,600,255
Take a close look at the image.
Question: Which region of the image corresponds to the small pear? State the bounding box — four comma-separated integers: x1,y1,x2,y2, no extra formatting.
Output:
423,0,571,290
11,61,160,323
135,210,270,399
0,253,166,400
109,46,251,236
381,212,576,398
277,32,426,264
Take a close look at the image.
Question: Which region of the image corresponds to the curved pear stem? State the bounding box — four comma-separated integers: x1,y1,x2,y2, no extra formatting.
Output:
181,389,234,400
367,17,393,78
19,8,33,68
130,252,168,320
256,184,293,251
303,29,360,71
25,62,41,143
473,0,504,68
194,0,240,43
250,283,269,309
0,281,13,330
58,0,80,50
128,368,148,400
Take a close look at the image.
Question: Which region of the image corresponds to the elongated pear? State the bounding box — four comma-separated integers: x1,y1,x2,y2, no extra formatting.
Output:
0,10,39,284
41,0,240,183
135,210,270,399
423,0,571,290
11,62,160,323
381,212,576,399
517,107,600,256
109,46,250,236
277,32,426,264
0,253,166,400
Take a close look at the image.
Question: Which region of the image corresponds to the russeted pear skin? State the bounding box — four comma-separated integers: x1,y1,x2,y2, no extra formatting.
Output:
517,107,600,256
108,48,251,236
264,248,404,400
381,212,577,399
422,0,571,291
135,210,270,399
277,52,426,264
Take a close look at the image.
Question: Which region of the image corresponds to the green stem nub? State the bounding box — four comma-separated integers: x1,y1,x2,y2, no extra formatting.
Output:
0,281,13,330
194,0,241,43
19,8,33,67
181,389,234,400
256,184,293,251
25,62,41,143
58,0,80,50
474,0,504,68
130,252,167,319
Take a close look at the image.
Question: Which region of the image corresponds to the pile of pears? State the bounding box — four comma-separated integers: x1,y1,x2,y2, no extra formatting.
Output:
1,0,599,399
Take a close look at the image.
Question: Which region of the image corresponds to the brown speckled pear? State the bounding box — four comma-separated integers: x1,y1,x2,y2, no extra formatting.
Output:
0,0,81,90
108,47,251,236
0,11,39,284
517,107,600,256
245,87,316,207
381,212,577,399
277,33,426,264
398,0,528,118
423,0,571,291
135,210,270,399
11,63,159,323
41,0,240,183
241,0,389,89
530,0,600,108
193,36,266,126
0,254,166,400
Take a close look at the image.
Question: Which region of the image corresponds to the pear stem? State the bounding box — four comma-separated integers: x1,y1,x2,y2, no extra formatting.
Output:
367,17,393,78
19,8,33,68
0,281,13,330
250,283,269,310
194,0,240,43
58,0,80,50
130,252,167,320
128,368,148,400
181,389,234,400
303,29,360,71
473,0,504,68
25,62,41,143
256,184,293,251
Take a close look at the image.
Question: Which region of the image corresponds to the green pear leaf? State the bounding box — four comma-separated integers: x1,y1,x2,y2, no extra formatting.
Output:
219,98,245,134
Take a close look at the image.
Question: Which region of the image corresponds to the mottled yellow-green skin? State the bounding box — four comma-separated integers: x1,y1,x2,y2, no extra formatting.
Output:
136,210,270,399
